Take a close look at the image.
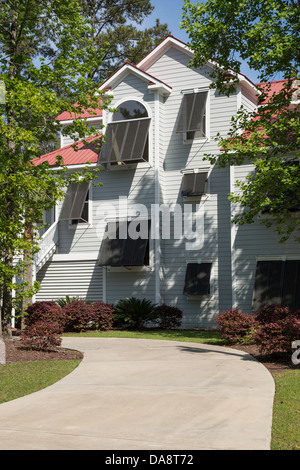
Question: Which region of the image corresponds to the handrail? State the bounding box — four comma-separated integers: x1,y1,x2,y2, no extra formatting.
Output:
34,221,59,270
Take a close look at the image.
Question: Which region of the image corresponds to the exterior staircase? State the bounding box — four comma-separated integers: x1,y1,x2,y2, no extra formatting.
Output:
34,221,59,272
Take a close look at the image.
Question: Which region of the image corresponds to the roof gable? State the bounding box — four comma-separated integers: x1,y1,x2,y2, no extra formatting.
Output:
98,61,172,96
136,35,194,72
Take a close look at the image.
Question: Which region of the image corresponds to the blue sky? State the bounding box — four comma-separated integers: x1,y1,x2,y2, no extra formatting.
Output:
145,0,189,42
143,0,261,84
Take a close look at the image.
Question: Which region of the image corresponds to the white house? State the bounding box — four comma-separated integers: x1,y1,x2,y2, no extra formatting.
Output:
33,35,300,329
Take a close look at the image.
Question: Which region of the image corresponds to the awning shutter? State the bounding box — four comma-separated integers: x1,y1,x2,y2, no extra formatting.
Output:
252,260,300,312
98,220,150,267
59,182,90,222
176,92,207,135
100,118,150,164
183,263,212,295
182,172,208,197
252,261,283,312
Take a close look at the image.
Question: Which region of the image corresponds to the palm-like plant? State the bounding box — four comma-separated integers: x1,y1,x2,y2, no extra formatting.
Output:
114,297,157,329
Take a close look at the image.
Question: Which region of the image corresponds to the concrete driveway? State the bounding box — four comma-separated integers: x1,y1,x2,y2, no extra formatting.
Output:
0,337,275,450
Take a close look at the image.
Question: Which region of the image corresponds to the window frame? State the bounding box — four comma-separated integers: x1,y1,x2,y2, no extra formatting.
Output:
177,88,210,144
252,258,300,312
183,260,214,299
70,187,91,228
98,218,153,272
101,97,152,169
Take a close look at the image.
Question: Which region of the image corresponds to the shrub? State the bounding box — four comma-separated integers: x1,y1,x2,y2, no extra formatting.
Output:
154,304,183,329
63,300,96,332
254,317,300,354
114,297,157,329
25,301,66,329
92,302,114,331
255,304,291,325
20,321,62,351
215,308,258,344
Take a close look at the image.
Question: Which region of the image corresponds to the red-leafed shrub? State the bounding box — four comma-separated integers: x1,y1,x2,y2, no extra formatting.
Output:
92,302,114,330
20,321,62,351
63,300,96,332
25,301,66,329
154,304,183,329
255,304,291,325
215,308,258,344
254,317,300,354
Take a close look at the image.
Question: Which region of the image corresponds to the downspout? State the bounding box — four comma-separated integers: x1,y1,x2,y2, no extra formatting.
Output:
154,91,161,305
230,165,237,308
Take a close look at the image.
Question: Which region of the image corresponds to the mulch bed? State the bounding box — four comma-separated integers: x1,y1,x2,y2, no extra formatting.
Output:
2,331,299,374
4,337,83,363
229,343,299,374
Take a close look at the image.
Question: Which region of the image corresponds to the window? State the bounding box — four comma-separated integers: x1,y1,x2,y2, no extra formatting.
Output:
38,205,56,236
59,182,90,224
71,190,89,225
100,100,150,165
98,220,151,267
252,260,300,312
183,263,212,296
177,91,208,140
181,171,208,198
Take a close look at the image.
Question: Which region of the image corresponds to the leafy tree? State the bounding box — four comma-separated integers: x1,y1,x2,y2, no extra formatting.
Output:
181,0,300,242
0,0,110,337
79,0,170,82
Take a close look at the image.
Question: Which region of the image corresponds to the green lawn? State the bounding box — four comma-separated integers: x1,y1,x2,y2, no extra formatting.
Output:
0,329,299,450
271,370,300,450
0,359,81,404
62,328,224,344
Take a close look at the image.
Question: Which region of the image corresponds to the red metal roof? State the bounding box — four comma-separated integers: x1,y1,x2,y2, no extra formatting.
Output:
56,105,103,122
33,135,102,167
256,79,290,104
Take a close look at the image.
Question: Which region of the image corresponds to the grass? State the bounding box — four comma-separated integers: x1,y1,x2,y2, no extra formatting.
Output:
1,329,299,450
62,328,224,344
271,370,300,450
0,359,81,404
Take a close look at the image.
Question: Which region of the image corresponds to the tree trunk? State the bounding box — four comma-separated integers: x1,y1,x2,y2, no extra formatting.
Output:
1,259,13,339
22,223,34,329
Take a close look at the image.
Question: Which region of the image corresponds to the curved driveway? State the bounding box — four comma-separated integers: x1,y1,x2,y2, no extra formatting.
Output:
0,337,275,450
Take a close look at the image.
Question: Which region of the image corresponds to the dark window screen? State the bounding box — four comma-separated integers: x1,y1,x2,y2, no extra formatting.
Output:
183,263,212,296
98,220,150,267
59,182,90,222
177,92,207,135
100,118,150,164
252,260,300,312
182,172,208,197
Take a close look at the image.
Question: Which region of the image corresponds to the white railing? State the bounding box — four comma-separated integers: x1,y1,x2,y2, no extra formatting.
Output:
34,221,59,271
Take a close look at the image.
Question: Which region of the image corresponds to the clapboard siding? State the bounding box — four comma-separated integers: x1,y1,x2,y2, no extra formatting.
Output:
60,119,102,148
106,269,156,305
232,164,300,313
40,39,297,328
240,86,258,113
36,259,103,302
146,46,237,327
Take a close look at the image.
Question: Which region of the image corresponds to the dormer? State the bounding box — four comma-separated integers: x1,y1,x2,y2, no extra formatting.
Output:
56,105,103,148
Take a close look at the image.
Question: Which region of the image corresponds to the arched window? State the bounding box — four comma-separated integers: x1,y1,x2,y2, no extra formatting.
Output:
112,100,148,122
100,100,150,165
